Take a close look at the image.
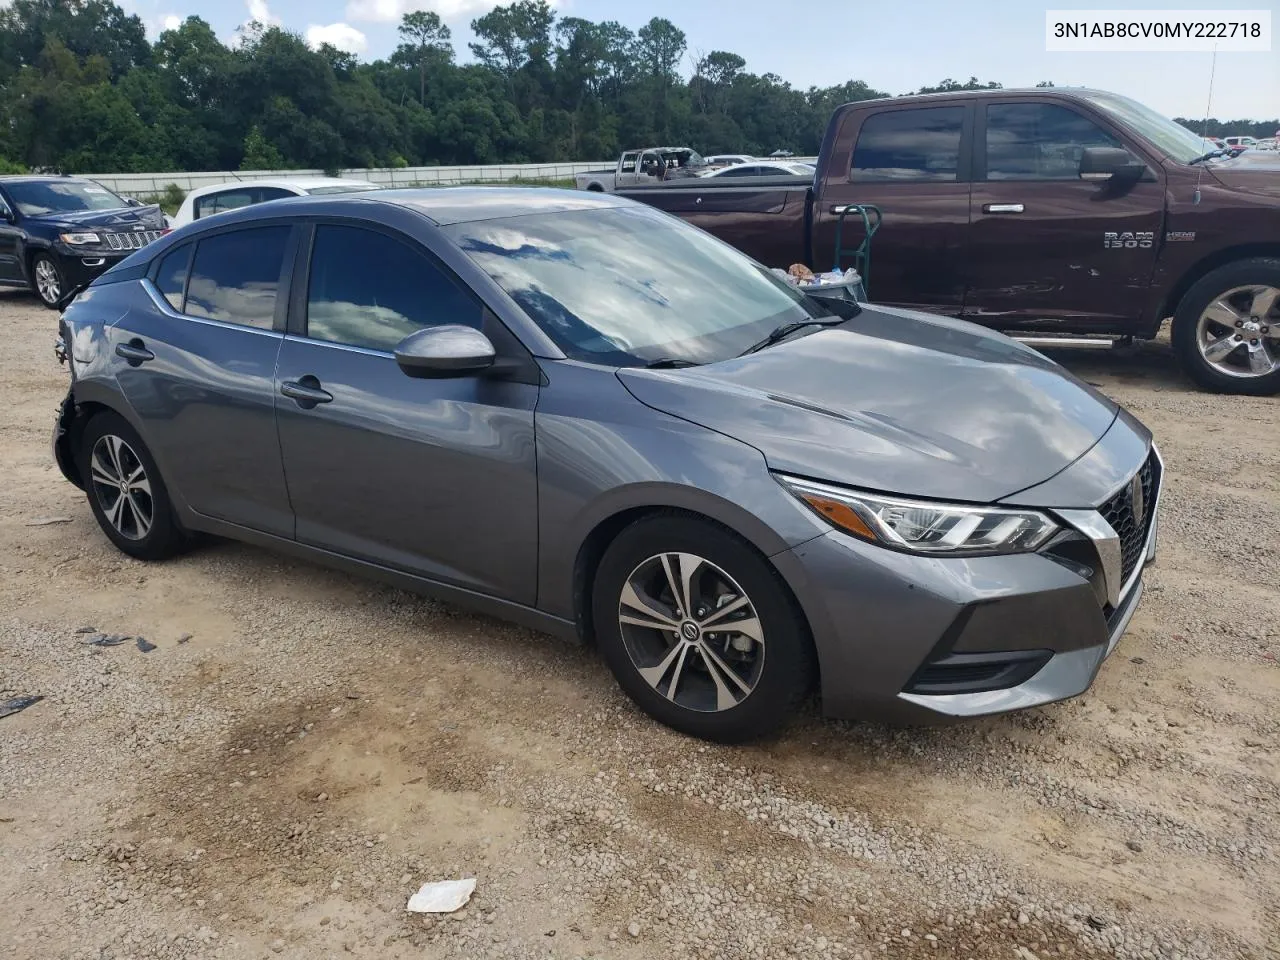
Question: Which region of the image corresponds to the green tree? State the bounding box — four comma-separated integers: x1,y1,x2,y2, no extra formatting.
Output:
397,10,451,105
241,125,284,169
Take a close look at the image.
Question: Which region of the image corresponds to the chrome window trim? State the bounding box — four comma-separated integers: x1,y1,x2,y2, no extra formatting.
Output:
281,332,395,360
139,278,282,338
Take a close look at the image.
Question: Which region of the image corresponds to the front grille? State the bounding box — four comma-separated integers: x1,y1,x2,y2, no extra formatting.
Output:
904,650,1053,696
103,230,163,251
1099,451,1160,590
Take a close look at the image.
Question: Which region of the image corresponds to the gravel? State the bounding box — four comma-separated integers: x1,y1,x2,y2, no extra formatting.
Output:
0,291,1275,960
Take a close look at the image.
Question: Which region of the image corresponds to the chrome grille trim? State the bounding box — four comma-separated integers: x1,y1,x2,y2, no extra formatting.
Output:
103,230,164,251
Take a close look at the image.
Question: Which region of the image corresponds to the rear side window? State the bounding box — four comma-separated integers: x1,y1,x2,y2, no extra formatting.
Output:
154,243,191,310
852,107,965,182
985,103,1125,180
194,189,256,220
305,224,480,352
185,226,290,329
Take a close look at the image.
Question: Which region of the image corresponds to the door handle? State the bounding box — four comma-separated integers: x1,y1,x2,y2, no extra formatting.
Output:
983,203,1025,214
115,339,154,366
280,376,333,408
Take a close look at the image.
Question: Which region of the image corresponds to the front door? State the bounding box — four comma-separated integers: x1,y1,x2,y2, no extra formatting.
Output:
0,190,22,283
812,103,973,312
110,224,295,536
273,222,539,604
963,99,1164,331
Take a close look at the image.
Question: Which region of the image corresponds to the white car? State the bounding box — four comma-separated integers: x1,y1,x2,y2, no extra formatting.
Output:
1222,136,1257,149
700,161,815,178
703,154,755,167
171,177,381,227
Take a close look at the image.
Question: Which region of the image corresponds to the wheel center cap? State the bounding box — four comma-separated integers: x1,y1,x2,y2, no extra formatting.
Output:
1244,319,1261,333
679,620,700,642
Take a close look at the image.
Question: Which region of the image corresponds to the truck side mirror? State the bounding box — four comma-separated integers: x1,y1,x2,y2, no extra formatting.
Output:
1079,147,1146,184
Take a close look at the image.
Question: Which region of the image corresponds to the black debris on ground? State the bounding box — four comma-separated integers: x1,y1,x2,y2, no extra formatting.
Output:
74,626,97,634
86,634,129,647
0,695,44,720
136,637,157,653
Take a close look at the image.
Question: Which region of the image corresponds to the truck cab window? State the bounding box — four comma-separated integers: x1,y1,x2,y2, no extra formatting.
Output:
985,103,1125,180
852,107,964,182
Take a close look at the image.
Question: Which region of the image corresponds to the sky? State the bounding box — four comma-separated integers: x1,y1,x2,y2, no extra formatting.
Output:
120,0,1279,120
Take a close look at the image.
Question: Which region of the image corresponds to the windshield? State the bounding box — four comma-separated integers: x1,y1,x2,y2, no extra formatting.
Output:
305,184,380,195
4,179,127,216
445,205,836,366
1079,91,1208,164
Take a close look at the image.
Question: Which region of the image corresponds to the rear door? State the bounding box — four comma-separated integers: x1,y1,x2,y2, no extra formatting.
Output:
813,103,973,312
111,224,296,536
964,98,1164,331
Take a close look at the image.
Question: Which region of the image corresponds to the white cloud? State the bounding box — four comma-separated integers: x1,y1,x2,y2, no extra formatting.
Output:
344,0,554,25
305,22,369,54
247,0,277,24
142,12,184,40
163,13,182,30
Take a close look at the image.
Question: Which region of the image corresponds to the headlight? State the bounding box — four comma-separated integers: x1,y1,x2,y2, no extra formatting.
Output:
60,232,101,245
777,474,1057,555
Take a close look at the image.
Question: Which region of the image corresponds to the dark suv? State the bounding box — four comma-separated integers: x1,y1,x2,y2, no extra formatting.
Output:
0,175,168,308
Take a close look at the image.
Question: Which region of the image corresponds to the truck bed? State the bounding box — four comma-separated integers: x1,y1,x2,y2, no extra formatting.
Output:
616,176,814,269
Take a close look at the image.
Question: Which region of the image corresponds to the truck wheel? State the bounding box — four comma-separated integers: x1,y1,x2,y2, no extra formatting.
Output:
1172,258,1280,395
586,183,604,192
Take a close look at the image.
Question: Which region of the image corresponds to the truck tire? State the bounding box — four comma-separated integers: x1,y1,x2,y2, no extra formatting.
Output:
1172,258,1280,395
586,183,604,192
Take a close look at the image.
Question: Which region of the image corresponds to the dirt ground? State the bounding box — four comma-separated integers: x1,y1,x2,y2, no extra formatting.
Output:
1,288,1276,960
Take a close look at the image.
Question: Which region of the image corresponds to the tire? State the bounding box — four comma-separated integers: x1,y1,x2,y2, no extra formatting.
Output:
591,514,814,743
1171,258,1280,395
30,252,65,309
76,411,185,561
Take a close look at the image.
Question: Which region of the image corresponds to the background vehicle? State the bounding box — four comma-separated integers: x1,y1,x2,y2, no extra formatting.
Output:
52,187,1159,742
1223,136,1257,150
700,162,817,178
170,177,381,227
574,148,707,192
607,88,1280,395
0,175,166,308
703,154,755,169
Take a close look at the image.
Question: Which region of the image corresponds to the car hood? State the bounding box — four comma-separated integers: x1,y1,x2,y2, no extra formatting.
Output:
1209,156,1280,198
38,205,167,231
617,306,1119,504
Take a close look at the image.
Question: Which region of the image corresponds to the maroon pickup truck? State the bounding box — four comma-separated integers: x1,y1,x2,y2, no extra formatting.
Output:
611,88,1280,395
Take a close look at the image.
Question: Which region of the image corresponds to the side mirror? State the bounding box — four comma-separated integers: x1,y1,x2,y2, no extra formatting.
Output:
122,196,143,207
1079,147,1146,184
0,207,13,223
394,325,496,379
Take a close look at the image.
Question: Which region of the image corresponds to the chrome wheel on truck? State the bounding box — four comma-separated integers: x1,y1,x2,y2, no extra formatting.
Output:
1194,285,1280,378
1173,259,1280,395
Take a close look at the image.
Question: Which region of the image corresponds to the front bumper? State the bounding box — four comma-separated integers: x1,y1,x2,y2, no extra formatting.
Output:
54,249,130,288
772,441,1162,723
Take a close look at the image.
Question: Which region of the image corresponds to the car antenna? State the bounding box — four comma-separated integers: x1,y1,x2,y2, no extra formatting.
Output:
1194,45,1219,205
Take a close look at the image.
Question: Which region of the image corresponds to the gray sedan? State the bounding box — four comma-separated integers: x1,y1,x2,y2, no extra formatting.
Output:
52,188,1161,742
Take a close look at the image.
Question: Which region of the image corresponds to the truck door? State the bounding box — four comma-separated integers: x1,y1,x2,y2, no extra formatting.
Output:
617,152,639,187
812,103,973,313
964,99,1164,332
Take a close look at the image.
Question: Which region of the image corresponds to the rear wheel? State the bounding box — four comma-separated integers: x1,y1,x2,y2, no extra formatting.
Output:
31,253,64,309
591,515,813,743
1172,258,1280,395
77,412,185,561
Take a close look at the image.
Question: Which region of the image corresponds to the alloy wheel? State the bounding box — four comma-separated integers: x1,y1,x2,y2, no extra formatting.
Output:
34,258,61,305
617,552,765,713
1195,284,1280,378
89,434,153,541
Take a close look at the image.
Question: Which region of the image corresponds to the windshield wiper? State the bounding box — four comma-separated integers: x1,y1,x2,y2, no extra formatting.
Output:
643,357,703,369
1188,149,1229,165
737,317,846,357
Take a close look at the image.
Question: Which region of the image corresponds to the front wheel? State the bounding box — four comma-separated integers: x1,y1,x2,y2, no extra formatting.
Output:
591,515,814,743
31,253,65,309
1172,258,1280,395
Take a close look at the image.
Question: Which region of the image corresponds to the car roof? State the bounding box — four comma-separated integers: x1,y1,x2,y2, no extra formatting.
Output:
184,176,378,199
848,86,1122,108
177,186,629,229
0,175,104,185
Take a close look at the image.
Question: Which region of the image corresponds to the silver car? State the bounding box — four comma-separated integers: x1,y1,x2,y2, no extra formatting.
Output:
53,188,1161,742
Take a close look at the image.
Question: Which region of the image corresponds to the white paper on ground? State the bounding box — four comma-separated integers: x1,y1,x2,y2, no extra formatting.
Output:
406,878,477,913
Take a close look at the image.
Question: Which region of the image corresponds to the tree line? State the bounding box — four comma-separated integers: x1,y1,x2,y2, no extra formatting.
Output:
0,0,1274,175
